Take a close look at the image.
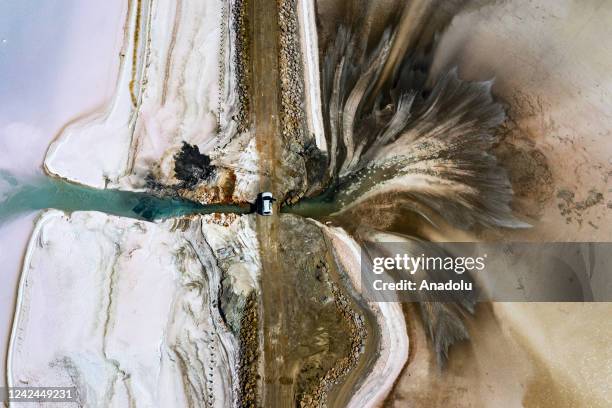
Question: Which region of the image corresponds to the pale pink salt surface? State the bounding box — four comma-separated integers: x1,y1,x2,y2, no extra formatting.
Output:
0,0,127,385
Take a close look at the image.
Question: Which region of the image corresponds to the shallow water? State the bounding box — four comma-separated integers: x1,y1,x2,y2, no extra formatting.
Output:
0,172,250,224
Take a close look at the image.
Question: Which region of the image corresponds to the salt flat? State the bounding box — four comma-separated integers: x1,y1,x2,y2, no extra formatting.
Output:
8,211,260,406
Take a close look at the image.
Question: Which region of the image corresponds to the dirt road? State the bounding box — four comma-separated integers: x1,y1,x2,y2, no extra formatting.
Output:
249,1,379,406
248,0,290,405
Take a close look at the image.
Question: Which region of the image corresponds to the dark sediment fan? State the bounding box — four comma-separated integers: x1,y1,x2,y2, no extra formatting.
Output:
297,0,528,365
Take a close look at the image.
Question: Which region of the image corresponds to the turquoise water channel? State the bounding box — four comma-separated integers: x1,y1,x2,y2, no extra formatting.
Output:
0,172,250,224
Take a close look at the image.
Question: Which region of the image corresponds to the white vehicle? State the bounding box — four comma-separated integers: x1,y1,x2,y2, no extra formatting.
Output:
256,192,275,216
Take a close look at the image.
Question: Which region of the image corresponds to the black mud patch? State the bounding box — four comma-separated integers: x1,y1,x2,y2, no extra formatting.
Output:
174,142,216,188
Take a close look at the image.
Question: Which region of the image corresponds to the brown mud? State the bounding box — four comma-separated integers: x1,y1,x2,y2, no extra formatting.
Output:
246,0,375,405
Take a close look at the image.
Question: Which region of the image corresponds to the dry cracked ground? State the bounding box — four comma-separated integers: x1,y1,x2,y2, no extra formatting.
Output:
2,0,612,407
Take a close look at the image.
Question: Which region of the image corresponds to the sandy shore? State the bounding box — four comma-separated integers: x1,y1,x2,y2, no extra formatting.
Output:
386,1,612,405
